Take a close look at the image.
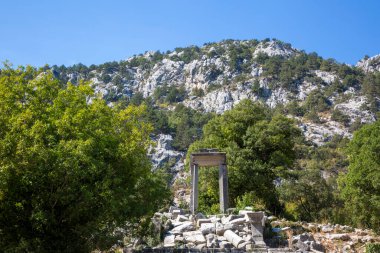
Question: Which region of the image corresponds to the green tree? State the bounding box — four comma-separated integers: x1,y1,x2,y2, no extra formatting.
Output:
188,100,301,213
331,109,350,126
129,91,144,106
169,104,213,151
303,90,330,112
362,72,380,114
0,66,170,252
339,120,380,232
279,169,335,221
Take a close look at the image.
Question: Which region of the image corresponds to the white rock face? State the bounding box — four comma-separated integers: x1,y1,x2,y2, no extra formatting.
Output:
149,134,184,171
334,96,375,124
298,81,319,100
314,70,337,84
57,40,379,148
253,41,297,57
357,54,380,73
143,59,185,97
183,86,256,113
299,121,352,146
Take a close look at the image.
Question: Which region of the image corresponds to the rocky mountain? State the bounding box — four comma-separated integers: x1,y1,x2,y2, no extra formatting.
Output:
48,39,380,208
356,54,380,73
51,39,379,147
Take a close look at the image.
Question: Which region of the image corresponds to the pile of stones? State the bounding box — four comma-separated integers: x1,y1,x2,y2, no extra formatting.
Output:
156,207,269,251
122,209,380,253
271,220,380,252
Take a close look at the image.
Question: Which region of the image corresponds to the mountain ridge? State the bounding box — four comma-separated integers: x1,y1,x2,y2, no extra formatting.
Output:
48,39,380,146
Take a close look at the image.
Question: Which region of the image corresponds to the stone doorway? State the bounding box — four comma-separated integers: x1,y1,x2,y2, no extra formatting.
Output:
190,149,228,214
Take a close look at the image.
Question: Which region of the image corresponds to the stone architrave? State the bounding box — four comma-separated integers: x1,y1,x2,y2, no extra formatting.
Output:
190,151,228,214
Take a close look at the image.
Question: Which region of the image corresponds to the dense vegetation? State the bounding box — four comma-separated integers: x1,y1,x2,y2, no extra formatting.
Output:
1,38,380,251
188,100,302,214
0,65,170,252
187,100,379,233
340,120,380,232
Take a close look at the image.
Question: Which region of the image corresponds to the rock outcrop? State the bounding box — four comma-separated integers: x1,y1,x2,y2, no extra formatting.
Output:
357,54,380,73
149,134,184,172
52,39,380,147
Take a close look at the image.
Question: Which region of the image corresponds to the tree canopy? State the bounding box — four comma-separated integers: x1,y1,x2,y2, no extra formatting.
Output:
0,65,170,252
339,119,380,232
188,100,301,214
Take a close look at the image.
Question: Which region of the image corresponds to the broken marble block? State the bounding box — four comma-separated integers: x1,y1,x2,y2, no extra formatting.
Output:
200,223,215,235
176,215,189,222
164,234,176,247
221,214,244,224
229,217,246,225
170,221,195,234
216,222,237,236
172,210,181,220
206,234,218,248
183,230,206,244
224,230,244,248
219,241,233,249
197,218,211,227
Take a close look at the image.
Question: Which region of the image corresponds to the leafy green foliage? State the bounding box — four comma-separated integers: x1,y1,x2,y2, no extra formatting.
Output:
169,104,214,151
0,66,170,252
228,43,253,73
129,92,145,106
153,84,187,104
303,90,331,112
362,71,380,114
192,87,205,97
170,46,201,63
188,100,301,213
366,243,380,253
331,109,350,126
285,101,305,117
280,135,348,223
279,169,335,221
339,120,380,232
259,52,325,91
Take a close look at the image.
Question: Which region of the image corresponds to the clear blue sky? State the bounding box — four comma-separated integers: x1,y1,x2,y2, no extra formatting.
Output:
1,0,379,67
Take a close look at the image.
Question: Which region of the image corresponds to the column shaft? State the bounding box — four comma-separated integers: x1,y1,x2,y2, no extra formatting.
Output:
191,164,199,214
219,164,228,213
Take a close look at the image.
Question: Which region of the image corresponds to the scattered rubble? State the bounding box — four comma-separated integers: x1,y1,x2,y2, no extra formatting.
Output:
271,219,380,253
123,208,380,253
154,207,271,251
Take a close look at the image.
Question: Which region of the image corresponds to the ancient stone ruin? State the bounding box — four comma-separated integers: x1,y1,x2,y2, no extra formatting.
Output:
125,150,380,253
161,207,269,252
190,150,228,214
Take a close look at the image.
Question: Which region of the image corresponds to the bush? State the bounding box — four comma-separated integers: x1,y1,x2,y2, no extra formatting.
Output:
0,66,170,252
331,109,350,126
192,87,205,97
366,243,380,253
305,110,321,123
188,100,301,214
304,90,331,112
339,120,380,232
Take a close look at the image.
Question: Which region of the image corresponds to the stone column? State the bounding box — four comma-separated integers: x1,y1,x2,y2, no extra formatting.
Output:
190,164,199,214
219,163,228,213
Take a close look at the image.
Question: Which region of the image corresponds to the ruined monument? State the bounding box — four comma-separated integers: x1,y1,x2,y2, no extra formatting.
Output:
190,149,228,214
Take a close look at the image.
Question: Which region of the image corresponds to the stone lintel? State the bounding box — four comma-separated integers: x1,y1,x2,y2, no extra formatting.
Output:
191,152,226,167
